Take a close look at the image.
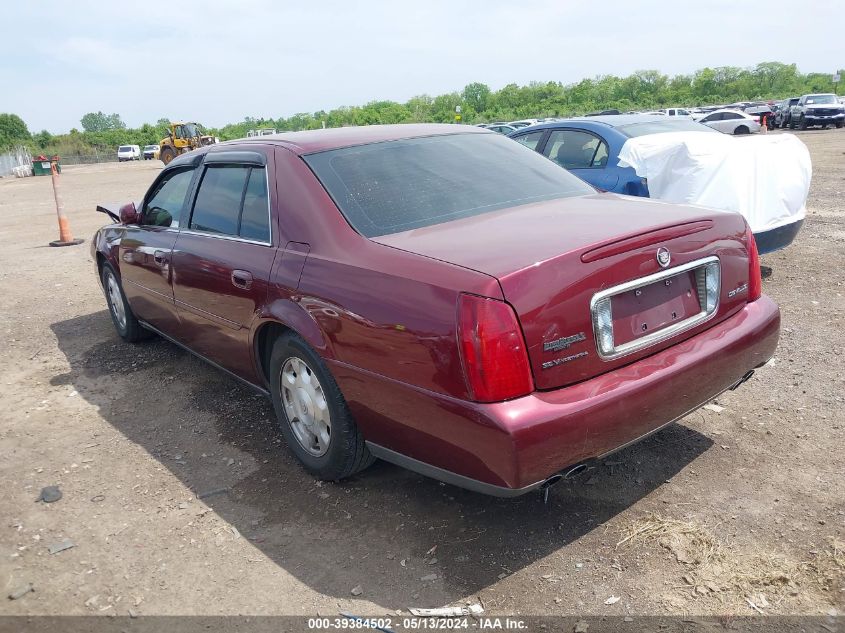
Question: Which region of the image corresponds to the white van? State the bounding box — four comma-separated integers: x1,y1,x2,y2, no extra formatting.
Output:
117,145,141,162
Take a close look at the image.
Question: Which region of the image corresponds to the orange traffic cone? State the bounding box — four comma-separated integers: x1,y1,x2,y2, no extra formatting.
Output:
49,157,83,247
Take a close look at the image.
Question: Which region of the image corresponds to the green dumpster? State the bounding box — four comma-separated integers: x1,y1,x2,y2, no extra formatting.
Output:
32,156,61,176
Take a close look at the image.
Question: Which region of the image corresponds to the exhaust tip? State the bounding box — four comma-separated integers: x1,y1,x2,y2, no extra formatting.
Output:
729,369,755,391
541,474,563,489
563,463,588,480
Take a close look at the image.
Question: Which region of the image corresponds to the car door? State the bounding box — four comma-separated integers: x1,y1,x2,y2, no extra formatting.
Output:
540,128,618,191
721,112,744,133
170,149,278,380
119,165,196,333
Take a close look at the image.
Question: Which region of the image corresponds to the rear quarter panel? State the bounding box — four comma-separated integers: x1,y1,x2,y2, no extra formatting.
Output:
259,147,502,401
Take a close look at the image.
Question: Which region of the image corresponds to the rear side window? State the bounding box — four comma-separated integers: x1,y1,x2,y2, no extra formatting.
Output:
142,168,194,228
543,130,608,169
239,168,270,242
512,130,544,150
191,166,247,235
189,165,271,242
304,132,592,237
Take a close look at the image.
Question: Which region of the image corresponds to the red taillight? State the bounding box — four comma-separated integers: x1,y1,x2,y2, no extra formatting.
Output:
746,227,762,302
458,294,534,403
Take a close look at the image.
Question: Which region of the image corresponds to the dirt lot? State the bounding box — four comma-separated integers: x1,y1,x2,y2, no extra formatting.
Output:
0,130,842,620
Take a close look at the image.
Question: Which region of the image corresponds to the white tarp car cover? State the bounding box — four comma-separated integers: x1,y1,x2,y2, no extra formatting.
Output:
617,132,811,233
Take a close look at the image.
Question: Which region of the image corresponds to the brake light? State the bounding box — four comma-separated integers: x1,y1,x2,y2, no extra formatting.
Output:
458,294,533,402
746,226,762,302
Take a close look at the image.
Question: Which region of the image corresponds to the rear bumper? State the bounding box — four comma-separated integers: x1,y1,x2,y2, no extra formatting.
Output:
333,296,780,496
754,219,804,255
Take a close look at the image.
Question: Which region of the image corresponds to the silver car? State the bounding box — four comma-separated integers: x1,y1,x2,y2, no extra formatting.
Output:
697,109,761,135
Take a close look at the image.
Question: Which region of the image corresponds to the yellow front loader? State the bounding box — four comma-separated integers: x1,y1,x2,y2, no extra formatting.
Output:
158,122,217,165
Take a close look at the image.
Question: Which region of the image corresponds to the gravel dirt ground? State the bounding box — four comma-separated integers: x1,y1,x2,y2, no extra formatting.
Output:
0,130,842,620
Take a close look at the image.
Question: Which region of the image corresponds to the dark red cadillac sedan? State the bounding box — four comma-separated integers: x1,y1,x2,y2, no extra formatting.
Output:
91,124,779,496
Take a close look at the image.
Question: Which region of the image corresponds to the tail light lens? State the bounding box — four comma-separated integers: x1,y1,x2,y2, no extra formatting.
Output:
746,226,762,302
458,294,533,402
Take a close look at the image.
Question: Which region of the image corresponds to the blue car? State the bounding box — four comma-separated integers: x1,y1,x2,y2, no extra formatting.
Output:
508,115,801,254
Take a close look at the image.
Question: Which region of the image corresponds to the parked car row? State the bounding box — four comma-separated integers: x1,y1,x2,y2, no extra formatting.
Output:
93,123,779,496
479,92,843,136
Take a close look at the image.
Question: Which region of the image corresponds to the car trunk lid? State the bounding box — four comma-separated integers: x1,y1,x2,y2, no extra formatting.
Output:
374,193,753,391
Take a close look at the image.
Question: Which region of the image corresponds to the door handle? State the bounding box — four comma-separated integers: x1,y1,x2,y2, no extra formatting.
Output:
231,270,253,290
153,250,167,266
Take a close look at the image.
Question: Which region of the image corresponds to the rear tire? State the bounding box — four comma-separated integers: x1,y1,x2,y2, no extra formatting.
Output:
101,264,149,343
268,332,374,481
734,125,750,135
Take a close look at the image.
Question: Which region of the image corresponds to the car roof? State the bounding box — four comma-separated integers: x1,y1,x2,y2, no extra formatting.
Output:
220,124,489,155
514,114,671,132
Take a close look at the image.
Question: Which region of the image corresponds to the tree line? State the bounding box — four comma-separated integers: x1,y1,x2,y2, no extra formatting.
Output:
1,62,841,157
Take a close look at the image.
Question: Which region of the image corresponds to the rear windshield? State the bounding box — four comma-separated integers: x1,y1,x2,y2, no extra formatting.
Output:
304,133,593,237
805,95,836,104
616,119,719,138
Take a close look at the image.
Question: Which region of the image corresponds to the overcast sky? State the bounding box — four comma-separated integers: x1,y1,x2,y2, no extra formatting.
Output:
1,0,840,133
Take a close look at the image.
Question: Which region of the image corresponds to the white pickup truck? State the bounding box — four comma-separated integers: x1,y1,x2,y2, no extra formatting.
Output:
653,108,693,117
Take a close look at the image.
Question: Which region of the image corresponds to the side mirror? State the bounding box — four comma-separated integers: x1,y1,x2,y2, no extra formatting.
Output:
119,202,141,225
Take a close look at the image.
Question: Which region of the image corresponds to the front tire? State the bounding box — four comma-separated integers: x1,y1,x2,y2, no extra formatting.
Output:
799,116,808,130
268,333,374,481
160,147,175,165
836,121,844,129
101,264,149,343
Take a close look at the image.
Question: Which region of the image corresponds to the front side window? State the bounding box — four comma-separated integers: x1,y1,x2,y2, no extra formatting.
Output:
543,130,608,169
142,168,194,228
189,165,271,242
512,130,544,150
304,132,593,238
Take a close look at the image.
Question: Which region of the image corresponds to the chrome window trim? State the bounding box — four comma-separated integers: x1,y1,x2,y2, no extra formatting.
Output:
590,256,721,361
178,228,272,247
